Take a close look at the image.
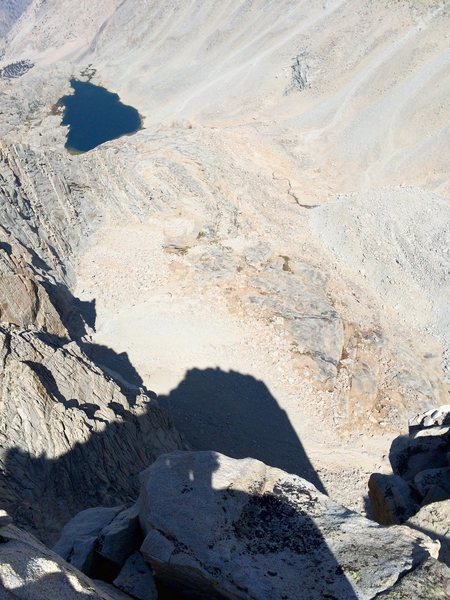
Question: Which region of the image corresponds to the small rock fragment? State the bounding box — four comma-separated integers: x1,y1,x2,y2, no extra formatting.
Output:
113,551,157,600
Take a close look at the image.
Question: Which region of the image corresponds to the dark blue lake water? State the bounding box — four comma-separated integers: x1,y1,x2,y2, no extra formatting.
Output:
59,79,141,153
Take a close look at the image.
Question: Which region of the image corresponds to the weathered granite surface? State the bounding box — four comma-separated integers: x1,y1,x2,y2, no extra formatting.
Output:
0,513,130,599
138,451,439,599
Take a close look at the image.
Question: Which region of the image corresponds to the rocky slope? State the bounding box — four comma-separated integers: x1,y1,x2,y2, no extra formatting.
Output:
0,319,183,544
0,0,449,596
0,0,31,40
369,404,450,567
0,0,448,511
0,141,184,542
2,452,449,598
0,509,140,599
50,452,449,599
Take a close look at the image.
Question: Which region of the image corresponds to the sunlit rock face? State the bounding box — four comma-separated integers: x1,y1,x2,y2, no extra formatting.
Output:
0,143,183,544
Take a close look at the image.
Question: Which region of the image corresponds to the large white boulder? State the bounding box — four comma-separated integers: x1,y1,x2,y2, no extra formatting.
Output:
138,451,439,600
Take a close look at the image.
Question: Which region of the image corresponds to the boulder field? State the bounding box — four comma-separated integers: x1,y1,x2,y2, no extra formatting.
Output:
369,404,450,567
39,451,447,599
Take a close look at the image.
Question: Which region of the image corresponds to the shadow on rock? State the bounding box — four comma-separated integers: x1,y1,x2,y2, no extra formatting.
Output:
138,452,429,599
2,397,181,545
79,341,145,399
42,279,146,404
158,367,326,493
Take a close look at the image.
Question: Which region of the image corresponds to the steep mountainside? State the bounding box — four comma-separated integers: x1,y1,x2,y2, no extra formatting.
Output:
0,0,449,529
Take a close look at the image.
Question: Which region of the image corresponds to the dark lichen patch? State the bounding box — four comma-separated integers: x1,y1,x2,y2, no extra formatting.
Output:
233,492,325,555
0,60,34,80
272,480,320,515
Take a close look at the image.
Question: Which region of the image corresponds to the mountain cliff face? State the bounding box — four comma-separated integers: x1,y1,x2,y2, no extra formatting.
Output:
0,0,449,596
0,89,184,542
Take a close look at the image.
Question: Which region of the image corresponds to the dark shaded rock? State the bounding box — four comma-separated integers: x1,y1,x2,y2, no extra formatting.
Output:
368,473,419,524
113,551,157,600
98,504,142,567
93,580,136,600
422,484,450,506
53,506,123,575
0,509,12,527
414,467,450,500
389,433,450,482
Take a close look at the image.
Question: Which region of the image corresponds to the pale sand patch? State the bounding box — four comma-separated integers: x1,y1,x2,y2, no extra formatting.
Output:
76,221,391,513
95,296,244,395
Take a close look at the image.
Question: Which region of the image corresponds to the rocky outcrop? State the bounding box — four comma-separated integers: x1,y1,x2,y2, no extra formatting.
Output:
0,136,185,547
0,227,68,336
249,263,344,387
0,142,87,280
97,505,142,568
53,504,145,577
407,501,450,566
376,557,450,599
368,473,420,525
136,451,440,599
0,191,183,545
0,510,133,599
369,405,450,566
0,220,183,545
409,404,450,431
113,552,157,600
52,451,447,598
370,405,450,510
53,506,125,574
0,322,183,543
389,433,449,482
53,505,156,599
